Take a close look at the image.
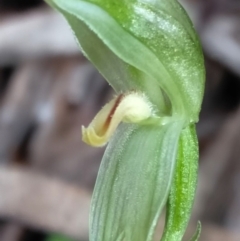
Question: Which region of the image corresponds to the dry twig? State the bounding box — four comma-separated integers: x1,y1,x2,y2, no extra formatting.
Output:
0,165,90,240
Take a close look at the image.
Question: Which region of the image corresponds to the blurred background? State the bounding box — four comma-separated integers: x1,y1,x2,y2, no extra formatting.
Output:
0,0,240,240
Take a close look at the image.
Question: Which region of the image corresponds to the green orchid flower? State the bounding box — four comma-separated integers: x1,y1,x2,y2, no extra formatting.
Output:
45,0,205,241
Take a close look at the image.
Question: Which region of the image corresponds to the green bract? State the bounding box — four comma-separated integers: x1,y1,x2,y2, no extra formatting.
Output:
45,0,205,241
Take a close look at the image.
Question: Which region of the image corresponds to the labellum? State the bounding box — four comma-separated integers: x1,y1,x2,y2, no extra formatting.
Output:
82,92,155,147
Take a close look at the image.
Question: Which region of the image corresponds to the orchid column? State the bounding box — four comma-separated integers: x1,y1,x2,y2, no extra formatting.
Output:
46,1,205,241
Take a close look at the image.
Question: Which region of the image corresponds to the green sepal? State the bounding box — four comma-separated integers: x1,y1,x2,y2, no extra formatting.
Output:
161,125,199,241
45,0,205,120
90,121,183,241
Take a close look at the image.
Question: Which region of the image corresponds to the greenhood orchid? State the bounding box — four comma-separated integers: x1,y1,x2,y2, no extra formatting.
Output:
45,0,205,241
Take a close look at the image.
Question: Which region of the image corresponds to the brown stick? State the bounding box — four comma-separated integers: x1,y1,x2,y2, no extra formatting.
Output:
0,165,90,240
0,9,79,65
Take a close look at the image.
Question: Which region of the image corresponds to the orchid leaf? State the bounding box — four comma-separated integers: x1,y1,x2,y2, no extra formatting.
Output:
90,121,183,241
45,0,205,120
161,125,199,241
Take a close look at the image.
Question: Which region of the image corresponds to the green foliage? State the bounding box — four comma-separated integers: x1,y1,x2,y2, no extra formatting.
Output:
45,0,205,241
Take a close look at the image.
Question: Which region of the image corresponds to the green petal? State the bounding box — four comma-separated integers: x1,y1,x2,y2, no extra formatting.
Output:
161,125,199,241
45,0,205,120
90,121,183,241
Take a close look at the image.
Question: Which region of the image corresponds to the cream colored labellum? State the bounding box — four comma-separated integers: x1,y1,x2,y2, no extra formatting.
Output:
82,92,155,147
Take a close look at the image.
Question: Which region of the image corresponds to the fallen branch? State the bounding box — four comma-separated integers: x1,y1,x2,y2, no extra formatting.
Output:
0,8,79,65
0,165,90,240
